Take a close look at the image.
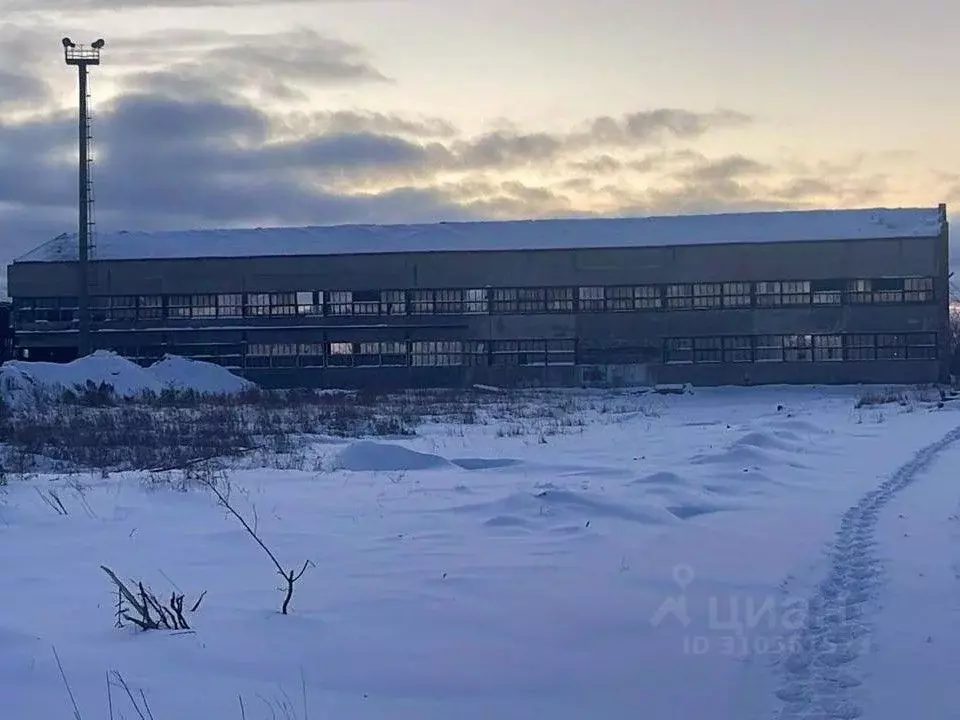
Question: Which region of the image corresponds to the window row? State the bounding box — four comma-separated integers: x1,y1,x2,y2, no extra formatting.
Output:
240,339,578,368
664,333,938,364
13,276,937,323
97,333,937,371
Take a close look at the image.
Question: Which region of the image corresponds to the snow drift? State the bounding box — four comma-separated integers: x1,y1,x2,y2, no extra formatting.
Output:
0,351,253,408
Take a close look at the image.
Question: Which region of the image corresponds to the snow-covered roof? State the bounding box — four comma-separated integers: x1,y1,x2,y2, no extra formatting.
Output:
14,206,946,263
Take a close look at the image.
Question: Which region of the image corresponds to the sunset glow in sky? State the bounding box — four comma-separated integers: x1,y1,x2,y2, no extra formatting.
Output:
1,0,958,287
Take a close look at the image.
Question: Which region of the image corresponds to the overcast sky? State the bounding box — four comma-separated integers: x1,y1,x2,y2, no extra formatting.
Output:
1,0,958,295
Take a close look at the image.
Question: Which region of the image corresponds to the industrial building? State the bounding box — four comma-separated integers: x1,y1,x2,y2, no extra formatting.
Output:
0,301,12,364
5,204,950,388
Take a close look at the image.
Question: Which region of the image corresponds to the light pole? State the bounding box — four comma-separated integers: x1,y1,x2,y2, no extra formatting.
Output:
63,36,104,358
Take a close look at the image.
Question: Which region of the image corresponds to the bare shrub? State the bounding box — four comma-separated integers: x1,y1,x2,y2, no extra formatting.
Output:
197,467,313,615
100,565,204,631
855,388,909,408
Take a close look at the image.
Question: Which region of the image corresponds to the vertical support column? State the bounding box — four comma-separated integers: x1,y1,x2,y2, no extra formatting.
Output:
77,63,90,357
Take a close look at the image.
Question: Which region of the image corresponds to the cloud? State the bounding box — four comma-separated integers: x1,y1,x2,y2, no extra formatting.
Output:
0,25,55,112
0,18,944,293
1,0,341,9
111,29,388,102
583,109,750,147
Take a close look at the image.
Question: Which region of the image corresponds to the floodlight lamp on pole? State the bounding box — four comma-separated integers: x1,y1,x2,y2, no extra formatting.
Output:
63,36,105,358
63,36,104,65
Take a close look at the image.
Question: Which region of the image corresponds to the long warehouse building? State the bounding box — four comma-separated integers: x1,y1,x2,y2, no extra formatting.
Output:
5,204,951,388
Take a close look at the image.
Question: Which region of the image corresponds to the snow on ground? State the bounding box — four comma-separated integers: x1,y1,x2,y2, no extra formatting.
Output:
856,437,960,719
0,385,958,719
0,350,253,408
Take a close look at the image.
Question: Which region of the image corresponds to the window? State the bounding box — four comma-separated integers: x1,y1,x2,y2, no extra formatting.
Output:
693,337,722,362
722,282,751,308
907,333,937,360
409,290,434,314
381,290,406,315
783,334,813,361
327,341,354,366
464,289,488,314
435,289,463,314
781,281,811,305
14,298,35,324
411,340,463,366
876,334,906,360
332,340,408,367
904,277,933,302
464,340,488,365
518,340,547,365
217,294,243,317
517,288,546,313
351,290,380,316
270,343,297,367
298,343,324,367
665,338,693,363
491,340,518,365
243,342,296,367
328,291,353,316
693,284,722,310
723,336,752,363
138,295,163,321
813,335,843,361
845,334,876,361
872,278,903,304
89,296,109,323
847,280,872,303
547,339,576,365
492,289,518,313
246,293,270,317
257,293,293,316
546,287,574,312
245,343,271,368
755,335,784,362
191,294,217,318
296,292,319,315
380,341,408,366
635,285,661,309
578,286,604,312
56,297,78,323
754,282,781,307
665,284,692,310
355,342,382,366
606,286,634,312
106,296,137,321
812,280,843,305
167,295,192,319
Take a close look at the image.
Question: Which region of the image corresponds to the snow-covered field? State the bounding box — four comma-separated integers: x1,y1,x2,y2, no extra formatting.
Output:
1,375,959,719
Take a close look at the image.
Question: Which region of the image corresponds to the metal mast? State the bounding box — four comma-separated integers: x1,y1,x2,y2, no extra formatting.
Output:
63,36,104,358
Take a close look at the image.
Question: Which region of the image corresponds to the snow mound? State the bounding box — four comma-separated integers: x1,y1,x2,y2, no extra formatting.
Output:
630,470,690,487
148,354,254,393
453,488,678,527
0,350,253,409
450,457,522,470
666,503,728,520
690,445,777,467
733,430,800,452
768,418,829,435
333,440,453,472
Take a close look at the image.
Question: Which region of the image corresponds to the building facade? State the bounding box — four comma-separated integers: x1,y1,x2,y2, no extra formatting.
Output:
0,302,12,363
6,205,951,388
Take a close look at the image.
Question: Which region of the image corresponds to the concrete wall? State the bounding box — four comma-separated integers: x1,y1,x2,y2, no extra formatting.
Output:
7,236,945,297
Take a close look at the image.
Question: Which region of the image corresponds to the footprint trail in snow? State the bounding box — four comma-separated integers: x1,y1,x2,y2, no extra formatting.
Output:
773,423,960,719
